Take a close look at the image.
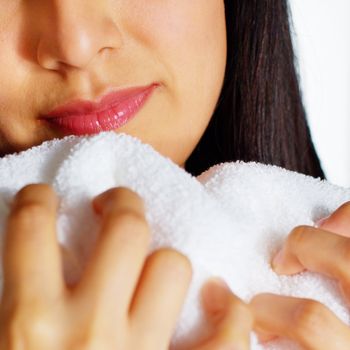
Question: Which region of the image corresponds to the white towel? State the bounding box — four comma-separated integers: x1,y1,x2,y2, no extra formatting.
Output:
0,131,349,350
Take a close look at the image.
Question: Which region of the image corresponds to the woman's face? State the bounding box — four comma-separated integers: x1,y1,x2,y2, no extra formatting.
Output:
0,1,227,167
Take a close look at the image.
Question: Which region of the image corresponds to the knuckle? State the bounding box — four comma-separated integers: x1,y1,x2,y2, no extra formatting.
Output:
292,299,327,340
4,305,53,348
288,225,309,248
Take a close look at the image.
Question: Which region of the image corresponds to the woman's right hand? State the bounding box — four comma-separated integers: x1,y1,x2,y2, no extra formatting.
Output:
0,184,253,350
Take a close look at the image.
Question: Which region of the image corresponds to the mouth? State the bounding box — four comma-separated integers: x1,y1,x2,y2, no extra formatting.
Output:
40,83,160,136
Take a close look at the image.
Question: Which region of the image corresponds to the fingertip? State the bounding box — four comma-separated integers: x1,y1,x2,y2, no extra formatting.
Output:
12,183,59,210
91,195,103,214
201,277,230,314
92,188,117,214
93,188,110,204
92,187,145,216
271,249,305,276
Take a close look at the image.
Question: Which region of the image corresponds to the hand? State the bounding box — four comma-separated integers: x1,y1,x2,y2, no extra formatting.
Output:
0,184,253,350
249,202,350,349
189,278,253,350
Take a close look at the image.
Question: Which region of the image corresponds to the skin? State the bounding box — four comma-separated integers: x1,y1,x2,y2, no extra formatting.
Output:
0,185,253,349
0,0,253,349
0,0,349,349
0,0,226,166
250,202,350,349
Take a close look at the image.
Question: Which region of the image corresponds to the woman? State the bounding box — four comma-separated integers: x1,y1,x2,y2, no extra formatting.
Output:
0,0,349,349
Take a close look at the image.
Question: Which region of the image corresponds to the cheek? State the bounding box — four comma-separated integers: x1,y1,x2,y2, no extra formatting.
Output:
0,4,61,149
0,40,32,142
122,1,227,161
123,1,226,107
0,9,23,126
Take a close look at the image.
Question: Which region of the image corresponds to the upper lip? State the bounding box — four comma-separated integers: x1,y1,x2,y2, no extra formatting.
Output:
42,83,159,119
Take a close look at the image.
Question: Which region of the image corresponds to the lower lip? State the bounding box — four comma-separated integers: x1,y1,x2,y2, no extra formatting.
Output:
46,85,158,136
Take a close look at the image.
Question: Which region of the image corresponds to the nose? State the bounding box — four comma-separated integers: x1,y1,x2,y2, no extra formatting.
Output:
36,1,122,71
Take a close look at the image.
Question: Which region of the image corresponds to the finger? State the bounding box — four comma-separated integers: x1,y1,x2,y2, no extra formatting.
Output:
316,201,350,237
75,187,151,319
271,225,350,303
129,248,192,349
192,278,253,350
250,293,350,350
3,184,63,299
271,225,350,282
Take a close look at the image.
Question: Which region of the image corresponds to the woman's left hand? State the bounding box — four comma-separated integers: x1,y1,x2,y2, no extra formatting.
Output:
249,201,350,349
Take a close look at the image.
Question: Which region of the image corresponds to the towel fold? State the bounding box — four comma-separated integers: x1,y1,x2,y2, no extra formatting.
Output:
0,131,349,350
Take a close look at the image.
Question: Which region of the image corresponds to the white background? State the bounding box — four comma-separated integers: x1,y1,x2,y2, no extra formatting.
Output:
290,0,350,187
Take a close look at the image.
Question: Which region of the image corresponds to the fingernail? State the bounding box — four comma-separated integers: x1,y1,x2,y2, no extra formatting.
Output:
272,250,284,272
201,277,230,312
314,215,330,228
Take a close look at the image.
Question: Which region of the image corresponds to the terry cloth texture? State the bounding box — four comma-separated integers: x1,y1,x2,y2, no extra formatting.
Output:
0,131,349,350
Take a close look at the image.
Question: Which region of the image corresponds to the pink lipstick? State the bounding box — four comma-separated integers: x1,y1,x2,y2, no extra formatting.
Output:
42,83,159,136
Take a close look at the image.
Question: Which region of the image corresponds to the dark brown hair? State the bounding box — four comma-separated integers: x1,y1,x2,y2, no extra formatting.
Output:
185,0,325,179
